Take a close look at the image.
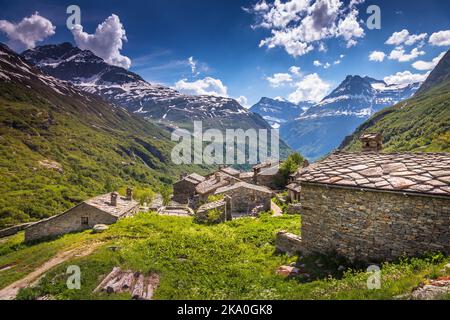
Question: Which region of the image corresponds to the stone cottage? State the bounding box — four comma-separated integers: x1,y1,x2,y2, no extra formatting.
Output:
252,161,282,188
25,189,140,242
214,182,273,216
195,171,238,203
296,135,450,262
172,173,205,204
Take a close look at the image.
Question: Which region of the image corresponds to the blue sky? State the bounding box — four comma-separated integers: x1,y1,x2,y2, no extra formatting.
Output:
0,0,449,107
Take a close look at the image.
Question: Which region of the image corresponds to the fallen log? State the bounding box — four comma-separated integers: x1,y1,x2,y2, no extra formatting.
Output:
143,274,160,300
93,267,121,293
131,273,145,300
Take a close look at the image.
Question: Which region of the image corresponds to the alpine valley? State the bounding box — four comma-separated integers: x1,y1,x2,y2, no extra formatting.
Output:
252,75,421,160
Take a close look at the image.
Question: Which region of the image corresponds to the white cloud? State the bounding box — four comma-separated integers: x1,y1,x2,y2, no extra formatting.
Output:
323,62,331,69
412,51,446,71
174,77,228,97
313,60,322,67
71,14,131,69
369,50,386,62
385,29,427,46
188,56,198,75
288,73,331,103
388,47,425,62
236,95,250,108
289,65,301,76
384,70,429,85
0,12,55,50
266,72,293,87
429,30,450,46
250,0,366,57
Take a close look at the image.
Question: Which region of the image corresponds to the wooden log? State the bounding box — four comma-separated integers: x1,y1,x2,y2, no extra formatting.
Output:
107,272,127,293
131,273,145,300
144,274,160,300
120,272,135,290
93,267,121,293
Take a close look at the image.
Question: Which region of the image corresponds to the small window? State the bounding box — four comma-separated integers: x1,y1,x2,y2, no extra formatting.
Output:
81,216,89,226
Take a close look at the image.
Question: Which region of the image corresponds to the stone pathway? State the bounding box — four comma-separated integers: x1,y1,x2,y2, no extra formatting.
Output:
0,242,101,300
271,200,283,217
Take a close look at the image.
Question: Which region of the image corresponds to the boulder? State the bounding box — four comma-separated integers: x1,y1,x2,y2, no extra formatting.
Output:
276,265,300,277
275,231,303,255
92,224,109,233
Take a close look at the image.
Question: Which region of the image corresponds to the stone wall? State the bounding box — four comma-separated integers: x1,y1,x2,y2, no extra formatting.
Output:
218,187,271,214
173,180,197,204
300,183,450,262
25,203,119,242
0,222,35,239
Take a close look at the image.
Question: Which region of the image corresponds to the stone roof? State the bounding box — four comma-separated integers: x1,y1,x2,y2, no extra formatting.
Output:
215,182,273,195
239,171,254,179
259,163,280,176
296,152,450,197
197,199,226,214
220,167,240,176
286,183,302,193
195,175,230,195
181,173,205,184
85,193,140,217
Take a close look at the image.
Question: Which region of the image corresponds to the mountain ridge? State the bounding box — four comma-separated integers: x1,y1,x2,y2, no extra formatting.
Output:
23,43,272,132
340,49,450,153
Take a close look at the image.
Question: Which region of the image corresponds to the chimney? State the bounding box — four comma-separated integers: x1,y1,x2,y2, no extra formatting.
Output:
215,172,222,181
360,133,383,152
110,192,119,206
126,187,133,201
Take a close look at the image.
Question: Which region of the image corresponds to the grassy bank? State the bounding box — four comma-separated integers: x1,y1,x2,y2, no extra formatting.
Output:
0,213,448,300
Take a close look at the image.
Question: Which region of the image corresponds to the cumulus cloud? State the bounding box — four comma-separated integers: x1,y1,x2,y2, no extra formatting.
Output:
313,60,322,67
236,96,250,108
0,12,55,50
71,14,131,69
385,29,427,46
388,47,425,62
369,50,386,62
289,65,301,76
248,0,366,57
266,73,293,87
288,73,331,103
174,77,228,97
412,51,446,71
384,70,429,85
429,30,450,46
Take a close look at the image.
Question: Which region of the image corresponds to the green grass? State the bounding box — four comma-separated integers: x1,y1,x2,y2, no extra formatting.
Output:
0,82,211,229
0,213,447,300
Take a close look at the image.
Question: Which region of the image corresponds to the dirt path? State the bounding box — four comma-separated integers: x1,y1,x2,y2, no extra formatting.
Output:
271,201,283,217
0,242,101,300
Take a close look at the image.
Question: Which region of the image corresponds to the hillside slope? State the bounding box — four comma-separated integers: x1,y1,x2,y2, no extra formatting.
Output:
340,50,450,153
0,43,208,228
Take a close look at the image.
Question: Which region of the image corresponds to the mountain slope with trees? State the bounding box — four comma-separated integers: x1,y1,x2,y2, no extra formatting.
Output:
340,50,450,153
0,43,209,228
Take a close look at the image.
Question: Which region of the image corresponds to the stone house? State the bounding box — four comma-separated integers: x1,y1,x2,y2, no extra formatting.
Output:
25,189,139,242
172,173,205,204
296,135,450,262
195,171,238,203
286,182,301,202
252,161,282,189
214,182,273,216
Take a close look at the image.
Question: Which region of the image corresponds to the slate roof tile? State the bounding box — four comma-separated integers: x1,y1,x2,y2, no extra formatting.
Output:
296,152,450,197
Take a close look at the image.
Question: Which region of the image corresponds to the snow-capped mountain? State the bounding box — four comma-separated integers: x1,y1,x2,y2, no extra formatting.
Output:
278,75,421,161
250,97,313,128
22,43,271,131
